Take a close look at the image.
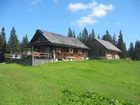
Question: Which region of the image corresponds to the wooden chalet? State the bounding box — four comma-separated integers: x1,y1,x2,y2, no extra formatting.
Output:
89,38,121,60
29,30,89,65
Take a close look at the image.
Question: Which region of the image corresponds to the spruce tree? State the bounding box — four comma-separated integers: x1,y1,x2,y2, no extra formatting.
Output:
87,29,95,47
81,28,88,44
135,41,140,60
0,35,2,53
128,42,135,60
117,30,127,58
0,27,6,62
89,29,95,38
21,35,29,53
6,43,11,53
102,30,113,43
0,36,3,62
112,34,117,46
72,30,76,38
68,27,73,37
1,27,6,52
97,35,100,39
77,32,82,40
8,27,20,54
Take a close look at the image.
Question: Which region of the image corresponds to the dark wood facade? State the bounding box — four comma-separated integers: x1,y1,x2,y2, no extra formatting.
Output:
32,44,88,61
30,30,89,61
89,38,121,60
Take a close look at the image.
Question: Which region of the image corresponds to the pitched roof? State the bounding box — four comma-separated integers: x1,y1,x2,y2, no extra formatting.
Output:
36,30,89,49
94,38,121,52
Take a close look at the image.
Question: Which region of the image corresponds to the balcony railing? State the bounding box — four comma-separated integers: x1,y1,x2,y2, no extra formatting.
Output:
32,52,52,59
5,52,52,59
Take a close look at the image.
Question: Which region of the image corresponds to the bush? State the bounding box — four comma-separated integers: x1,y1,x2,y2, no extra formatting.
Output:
61,89,134,105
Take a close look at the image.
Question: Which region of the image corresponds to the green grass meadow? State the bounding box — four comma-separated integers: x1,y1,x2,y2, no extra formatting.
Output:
0,60,140,105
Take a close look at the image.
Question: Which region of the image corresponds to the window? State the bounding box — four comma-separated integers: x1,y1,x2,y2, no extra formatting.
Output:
45,47,50,53
56,48,61,53
69,48,73,54
78,49,82,54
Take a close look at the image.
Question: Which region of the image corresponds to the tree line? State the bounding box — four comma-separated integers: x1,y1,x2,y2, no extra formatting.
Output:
0,27,29,62
0,26,140,62
68,27,140,60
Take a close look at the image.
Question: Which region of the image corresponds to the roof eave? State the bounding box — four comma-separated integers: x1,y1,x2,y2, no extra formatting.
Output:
107,49,121,52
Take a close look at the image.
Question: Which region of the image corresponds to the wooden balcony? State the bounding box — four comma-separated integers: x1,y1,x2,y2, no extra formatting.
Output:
32,51,53,59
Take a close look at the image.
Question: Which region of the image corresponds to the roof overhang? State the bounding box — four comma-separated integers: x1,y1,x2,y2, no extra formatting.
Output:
29,42,89,50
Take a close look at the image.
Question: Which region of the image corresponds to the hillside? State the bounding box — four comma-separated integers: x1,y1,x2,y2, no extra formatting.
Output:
0,60,140,105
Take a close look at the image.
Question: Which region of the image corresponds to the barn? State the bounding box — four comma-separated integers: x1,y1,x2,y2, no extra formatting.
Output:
89,38,121,60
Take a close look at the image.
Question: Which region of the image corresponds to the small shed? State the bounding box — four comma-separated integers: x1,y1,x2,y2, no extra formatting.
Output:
89,38,121,60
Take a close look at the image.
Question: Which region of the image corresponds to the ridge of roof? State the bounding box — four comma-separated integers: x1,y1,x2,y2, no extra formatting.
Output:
38,30,89,49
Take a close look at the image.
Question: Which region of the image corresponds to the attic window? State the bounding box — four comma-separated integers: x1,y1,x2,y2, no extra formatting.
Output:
69,48,73,54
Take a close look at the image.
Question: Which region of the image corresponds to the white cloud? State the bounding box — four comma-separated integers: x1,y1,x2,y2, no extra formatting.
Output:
68,3,89,12
92,4,113,17
68,1,113,27
68,1,97,12
31,0,42,5
77,15,97,27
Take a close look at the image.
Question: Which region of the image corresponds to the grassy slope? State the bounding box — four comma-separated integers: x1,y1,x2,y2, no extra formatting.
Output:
0,60,140,105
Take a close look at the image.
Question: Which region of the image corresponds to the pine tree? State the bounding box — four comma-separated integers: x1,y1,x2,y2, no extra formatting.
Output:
102,30,113,43
128,42,135,60
112,34,117,46
0,27,6,62
21,35,29,53
0,35,3,62
72,30,76,38
89,29,95,38
0,35,3,52
6,43,11,53
8,27,20,54
1,27,6,52
87,29,95,47
117,30,127,58
81,28,88,44
68,27,73,37
135,40,140,60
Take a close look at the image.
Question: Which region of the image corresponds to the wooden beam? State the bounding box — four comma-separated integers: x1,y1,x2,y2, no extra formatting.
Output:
53,49,56,60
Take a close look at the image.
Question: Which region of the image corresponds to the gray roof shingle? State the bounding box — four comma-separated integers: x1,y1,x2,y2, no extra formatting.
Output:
40,30,89,49
94,38,121,52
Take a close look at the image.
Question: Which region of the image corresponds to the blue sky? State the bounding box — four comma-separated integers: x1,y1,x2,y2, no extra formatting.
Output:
0,0,140,48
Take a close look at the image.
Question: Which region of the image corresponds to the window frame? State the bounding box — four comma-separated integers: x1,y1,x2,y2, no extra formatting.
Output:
69,48,73,54
78,49,82,54
56,48,61,53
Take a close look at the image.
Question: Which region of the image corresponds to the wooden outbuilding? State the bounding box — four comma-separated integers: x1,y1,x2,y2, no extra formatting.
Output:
89,38,121,60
